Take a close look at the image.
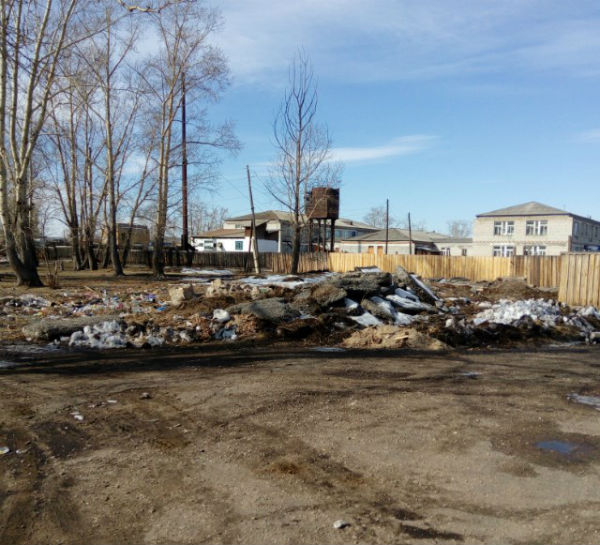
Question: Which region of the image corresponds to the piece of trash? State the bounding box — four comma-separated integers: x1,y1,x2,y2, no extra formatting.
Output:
567,393,600,410
0,446,10,455
16,448,28,455
156,305,167,312
140,392,151,399
107,399,118,404
333,520,350,529
71,412,84,421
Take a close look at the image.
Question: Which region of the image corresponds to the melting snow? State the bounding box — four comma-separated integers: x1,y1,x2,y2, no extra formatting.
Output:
472,299,561,327
180,268,233,276
350,312,382,327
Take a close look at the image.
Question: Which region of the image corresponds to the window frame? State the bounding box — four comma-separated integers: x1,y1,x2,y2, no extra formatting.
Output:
493,220,514,236
234,240,244,251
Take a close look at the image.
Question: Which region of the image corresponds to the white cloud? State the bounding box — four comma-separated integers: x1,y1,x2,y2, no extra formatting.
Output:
214,1,600,86
330,135,437,163
577,129,600,143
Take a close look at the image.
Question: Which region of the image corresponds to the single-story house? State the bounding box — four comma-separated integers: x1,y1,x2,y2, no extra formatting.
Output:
191,223,278,253
223,210,378,252
337,228,473,255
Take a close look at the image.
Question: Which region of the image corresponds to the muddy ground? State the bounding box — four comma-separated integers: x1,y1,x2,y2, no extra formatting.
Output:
2,344,600,544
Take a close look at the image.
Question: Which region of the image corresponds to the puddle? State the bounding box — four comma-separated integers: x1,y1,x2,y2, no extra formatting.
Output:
459,371,481,378
0,343,62,354
568,393,600,411
536,440,579,455
310,347,346,353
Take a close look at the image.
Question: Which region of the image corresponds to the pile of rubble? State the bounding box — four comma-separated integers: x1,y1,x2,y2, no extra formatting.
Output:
12,266,600,351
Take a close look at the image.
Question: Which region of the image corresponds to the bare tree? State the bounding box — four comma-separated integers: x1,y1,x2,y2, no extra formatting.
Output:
0,0,83,285
447,219,472,238
363,206,396,229
267,52,341,274
188,203,228,234
140,2,236,278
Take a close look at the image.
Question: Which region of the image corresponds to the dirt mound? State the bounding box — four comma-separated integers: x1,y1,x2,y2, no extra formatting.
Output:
478,278,556,302
342,325,449,351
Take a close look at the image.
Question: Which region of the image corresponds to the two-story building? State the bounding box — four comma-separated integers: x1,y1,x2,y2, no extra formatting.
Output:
472,201,600,256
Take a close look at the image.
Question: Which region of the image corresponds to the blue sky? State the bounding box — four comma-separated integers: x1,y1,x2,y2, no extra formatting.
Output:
200,0,600,232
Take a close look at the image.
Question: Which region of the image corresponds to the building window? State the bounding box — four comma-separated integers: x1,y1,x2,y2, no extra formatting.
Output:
493,221,514,236
524,245,546,256
440,247,450,256
235,240,243,251
574,221,579,236
493,245,515,257
461,248,468,256
525,220,547,236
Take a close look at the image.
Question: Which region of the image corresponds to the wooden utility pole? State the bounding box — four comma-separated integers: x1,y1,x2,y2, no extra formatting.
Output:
408,212,413,256
385,198,389,255
181,72,190,257
246,165,260,274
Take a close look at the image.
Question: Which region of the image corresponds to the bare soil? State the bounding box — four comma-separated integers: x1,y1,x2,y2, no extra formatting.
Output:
2,344,600,544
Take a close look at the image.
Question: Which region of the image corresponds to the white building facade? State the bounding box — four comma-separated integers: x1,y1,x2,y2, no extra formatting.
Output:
472,202,600,256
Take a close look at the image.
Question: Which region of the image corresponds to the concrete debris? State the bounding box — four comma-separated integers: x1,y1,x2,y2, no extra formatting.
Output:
227,297,301,323
169,284,194,304
5,268,600,353
23,315,122,341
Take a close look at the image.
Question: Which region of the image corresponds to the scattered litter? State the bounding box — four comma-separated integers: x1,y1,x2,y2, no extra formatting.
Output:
212,309,231,323
107,399,118,404
0,446,9,455
333,520,351,529
69,321,128,349
71,412,84,421
140,392,151,399
567,393,600,411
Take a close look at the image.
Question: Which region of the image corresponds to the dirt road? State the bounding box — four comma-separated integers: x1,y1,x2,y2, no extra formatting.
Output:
1,344,600,544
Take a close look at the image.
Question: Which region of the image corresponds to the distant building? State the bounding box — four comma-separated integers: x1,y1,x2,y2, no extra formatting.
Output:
337,228,472,255
101,223,150,247
472,202,600,256
221,210,377,252
191,223,278,253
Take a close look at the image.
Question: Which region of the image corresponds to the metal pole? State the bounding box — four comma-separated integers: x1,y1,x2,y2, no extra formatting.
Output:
408,212,413,255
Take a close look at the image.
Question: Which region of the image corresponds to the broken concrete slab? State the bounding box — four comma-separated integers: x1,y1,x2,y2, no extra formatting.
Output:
23,315,122,341
330,271,393,298
227,297,301,322
309,282,347,308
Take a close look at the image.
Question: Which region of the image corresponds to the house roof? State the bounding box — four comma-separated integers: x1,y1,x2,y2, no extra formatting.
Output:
477,202,569,217
341,228,458,243
225,210,377,231
192,228,246,239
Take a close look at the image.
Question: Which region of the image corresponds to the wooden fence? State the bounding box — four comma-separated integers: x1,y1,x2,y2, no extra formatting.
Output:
558,253,600,306
325,254,562,288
